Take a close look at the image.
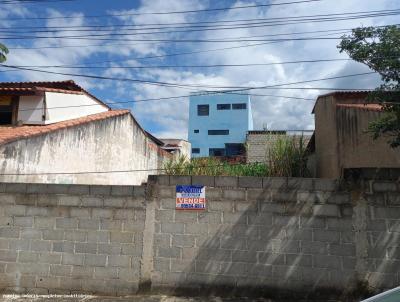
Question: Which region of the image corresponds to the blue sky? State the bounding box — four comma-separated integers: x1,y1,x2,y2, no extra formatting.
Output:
0,0,398,138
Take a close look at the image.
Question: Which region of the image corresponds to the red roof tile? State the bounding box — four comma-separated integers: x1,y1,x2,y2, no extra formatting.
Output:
336,103,383,112
0,109,130,145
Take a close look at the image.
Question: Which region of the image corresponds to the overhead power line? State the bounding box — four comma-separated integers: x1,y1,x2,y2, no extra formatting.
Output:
0,63,379,91
4,0,322,20
7,56,399,69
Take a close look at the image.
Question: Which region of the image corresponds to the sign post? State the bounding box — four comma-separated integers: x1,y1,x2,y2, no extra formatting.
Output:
176,185,206,210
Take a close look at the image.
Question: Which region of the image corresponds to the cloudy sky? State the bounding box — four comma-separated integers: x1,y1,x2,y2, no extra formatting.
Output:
0,0,398,138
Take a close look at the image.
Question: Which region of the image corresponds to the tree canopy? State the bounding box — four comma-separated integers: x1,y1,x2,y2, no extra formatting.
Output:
0,43,8,63
338,25,400,148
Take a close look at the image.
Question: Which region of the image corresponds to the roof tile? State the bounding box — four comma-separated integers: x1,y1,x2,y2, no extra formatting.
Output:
0,109,130,145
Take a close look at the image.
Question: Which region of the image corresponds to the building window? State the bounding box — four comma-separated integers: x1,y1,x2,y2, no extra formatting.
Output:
232,103,247,110
217,104,231,110
209,148,225,156
0,96,16,125
208,130,229,135
194,129,199,133
192,148,200,154
197,104,209,116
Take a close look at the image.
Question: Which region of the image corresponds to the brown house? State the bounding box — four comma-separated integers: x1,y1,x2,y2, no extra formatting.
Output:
311,91,400,179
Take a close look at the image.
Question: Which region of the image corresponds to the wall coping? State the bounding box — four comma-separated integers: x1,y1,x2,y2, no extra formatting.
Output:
0,182,145,197
148,175,400,192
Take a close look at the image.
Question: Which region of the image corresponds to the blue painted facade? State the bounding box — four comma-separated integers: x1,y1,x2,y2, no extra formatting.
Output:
188,93,253,157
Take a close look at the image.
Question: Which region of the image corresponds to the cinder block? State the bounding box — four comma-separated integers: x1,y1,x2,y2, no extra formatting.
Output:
67,185,90,195
81,197,103,207
51,240,73,254
71,266,93,278
114,209,135,220
98,243,121,255
161,222,184,234
108,255,131,267
197,212,221,224
248,213,272,225
30,240,51,252
170,175,191,185
9,239,30,251
100,219,122,231
15,194,37,206
172,235,195,247
326,218,353,231
75,242,97,254
111,186,134,196
223,213,247,225
223,189,246,201
313,255,341,269
314,179,338,191
87,231,109,243
58,196,81,207
85,254,107,267
374,207,400,219
45,184,69,194
273,215,298,227
64,231,86,242
34,217,55,229
313,204,340,217
5,183,27,193
286,254,312,267
300,217,326,229
133,186,146,198
121,244,142,257
50,265,71,276
26,206,49,216
154,258,170,272
78,219,99,230
238,176,263,188
0,194,16,205
119,268,140,281
155,209,174,223
153,175,169,185
58,277,82,291
110,232,134,243
69,208,90,217
37,277,60,289
89,185,111,196
0,227,20,238
42,230,64,240
92,208,113,219
0,250,17,262
246,189,271,202
62,253,84,266
157,247,181,258
123,221,144,233
20,229,41,239
286,229,313,241
93,267,118,279
272,240,300,253
13,217,33,227
192,176,214,187
287,178,313,190
327,193,351,205
206,188,222,201
18,251,39,263
38,252,61,264
232,251,257,263
271,190,297,202
257,252,285,265
175,212,197,223
220,235,246,250
215,176,238,188
104,197,126,208
329,244,356,257
4,205,26,216
55,218,77,229
373,181,398,192
263,177,287,189
313,230,340,243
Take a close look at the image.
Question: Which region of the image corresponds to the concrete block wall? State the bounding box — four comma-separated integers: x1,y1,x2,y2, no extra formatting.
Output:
0,183,146,295
149,176,400,297
1,177,400,299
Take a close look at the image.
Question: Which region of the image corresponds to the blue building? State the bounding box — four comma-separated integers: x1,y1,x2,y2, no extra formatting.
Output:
188,93,253,157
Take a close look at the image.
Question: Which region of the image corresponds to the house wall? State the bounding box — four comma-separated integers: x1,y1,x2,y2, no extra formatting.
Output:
246,132,312,164
314,95,400,179
0,113,171,185
0,177,399,299
188,93,253,157
161,139,192,160
44,92,108,124
18,95,45,125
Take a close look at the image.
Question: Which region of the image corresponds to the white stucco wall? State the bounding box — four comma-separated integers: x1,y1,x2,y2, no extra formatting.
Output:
0,113,171,185
18,95,45,124
45,92,108,124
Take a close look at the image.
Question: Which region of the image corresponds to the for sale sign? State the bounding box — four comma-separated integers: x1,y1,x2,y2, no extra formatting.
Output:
176,185,206,210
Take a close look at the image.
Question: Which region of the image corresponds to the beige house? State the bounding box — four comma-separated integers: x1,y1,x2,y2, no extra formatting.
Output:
0,80,172,185
312,91,400,179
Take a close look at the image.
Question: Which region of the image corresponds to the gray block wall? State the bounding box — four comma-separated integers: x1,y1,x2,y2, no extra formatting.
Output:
0,183,146,295
0,177,399,298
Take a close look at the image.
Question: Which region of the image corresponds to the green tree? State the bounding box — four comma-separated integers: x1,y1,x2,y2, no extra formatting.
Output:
0,43,8,63
338,25,400,148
